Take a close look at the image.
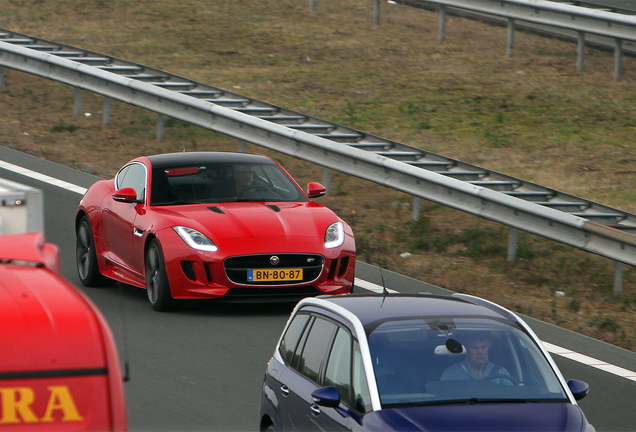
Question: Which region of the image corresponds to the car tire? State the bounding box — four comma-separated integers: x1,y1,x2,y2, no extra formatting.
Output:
76,215,109,287
146,238,175,312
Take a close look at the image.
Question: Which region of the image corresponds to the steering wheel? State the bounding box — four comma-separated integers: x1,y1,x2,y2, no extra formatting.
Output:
238,184,272,197
486,373,519,385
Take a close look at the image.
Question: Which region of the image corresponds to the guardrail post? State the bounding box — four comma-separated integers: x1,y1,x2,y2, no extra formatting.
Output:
238,139,247,153
412,196,421,221
322,168,331,195
577,32,585,72
156,113,165,142
0,66,4,91
309,0,316,13
439,6,447,43
73,87,82,117
614,261,623,295
614,38,623,80
507,18,515,58
507,227,518,263
374,0,381,25
103,97,112,126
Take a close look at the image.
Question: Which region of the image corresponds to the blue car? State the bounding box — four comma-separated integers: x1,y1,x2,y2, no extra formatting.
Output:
259,293,594,431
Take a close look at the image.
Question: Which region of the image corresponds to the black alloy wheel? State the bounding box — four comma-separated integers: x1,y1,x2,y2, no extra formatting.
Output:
145,238,175,311
76,215,109,286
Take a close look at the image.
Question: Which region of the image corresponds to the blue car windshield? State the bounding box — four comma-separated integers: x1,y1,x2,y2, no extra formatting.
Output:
367,317,568,408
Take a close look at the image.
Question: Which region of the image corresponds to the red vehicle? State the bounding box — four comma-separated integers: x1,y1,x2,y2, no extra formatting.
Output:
0,232,127,431
75,152,356,311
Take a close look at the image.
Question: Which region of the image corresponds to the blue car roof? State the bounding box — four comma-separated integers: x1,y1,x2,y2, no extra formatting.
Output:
314,294,516,328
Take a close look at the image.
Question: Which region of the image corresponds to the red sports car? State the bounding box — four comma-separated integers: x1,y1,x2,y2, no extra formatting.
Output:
75,152,356,311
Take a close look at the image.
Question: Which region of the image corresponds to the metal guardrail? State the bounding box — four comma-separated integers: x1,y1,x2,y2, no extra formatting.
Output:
385,0,636,78
550,0,636,16
1,29,636,277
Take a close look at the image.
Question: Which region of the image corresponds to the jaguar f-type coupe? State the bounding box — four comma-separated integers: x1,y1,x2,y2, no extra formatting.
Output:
75,152,356,311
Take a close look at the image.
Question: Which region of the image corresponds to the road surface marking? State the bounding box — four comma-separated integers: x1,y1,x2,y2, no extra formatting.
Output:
0,159,88,195
543,341,636,383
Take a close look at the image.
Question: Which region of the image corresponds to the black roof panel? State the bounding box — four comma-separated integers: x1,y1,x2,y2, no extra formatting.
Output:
147,151,275,169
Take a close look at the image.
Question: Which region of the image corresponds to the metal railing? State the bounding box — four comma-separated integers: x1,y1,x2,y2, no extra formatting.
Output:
1,29,635,294
375,0,636,79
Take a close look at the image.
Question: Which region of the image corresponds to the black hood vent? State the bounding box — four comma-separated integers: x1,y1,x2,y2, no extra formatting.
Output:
207,206,226,214
266,205,281,212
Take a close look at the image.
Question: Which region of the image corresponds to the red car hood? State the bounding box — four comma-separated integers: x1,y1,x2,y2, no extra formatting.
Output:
153,201,338,242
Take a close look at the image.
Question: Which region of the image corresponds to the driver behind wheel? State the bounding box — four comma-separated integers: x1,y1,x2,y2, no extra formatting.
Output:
213,164,258,198
233,164,255,196
440,333,513,385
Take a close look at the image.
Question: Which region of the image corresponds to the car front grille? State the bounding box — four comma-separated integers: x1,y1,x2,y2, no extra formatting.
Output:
224,254,324,285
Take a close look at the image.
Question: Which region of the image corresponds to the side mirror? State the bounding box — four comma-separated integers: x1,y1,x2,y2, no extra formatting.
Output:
113,187,140,204
311,386,340,408
567,379,589,401
307,182,326,199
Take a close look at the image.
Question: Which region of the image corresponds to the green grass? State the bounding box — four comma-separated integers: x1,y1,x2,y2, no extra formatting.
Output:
50,120,80,133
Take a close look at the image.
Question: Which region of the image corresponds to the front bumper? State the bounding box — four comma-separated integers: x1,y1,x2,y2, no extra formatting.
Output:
159,228,355,300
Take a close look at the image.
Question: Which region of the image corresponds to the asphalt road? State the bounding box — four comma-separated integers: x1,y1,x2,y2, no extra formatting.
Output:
2,145,636,431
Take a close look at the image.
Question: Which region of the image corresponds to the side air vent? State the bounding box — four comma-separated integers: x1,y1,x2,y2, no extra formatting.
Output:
337,256,349,278
181,261,196,281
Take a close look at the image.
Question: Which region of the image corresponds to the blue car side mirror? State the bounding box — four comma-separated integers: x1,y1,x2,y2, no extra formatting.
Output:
311,386,340,408
567,379,589,401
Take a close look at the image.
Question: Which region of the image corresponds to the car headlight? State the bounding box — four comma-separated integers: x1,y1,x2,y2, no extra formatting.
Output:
173,226,218,252
324,222,345,249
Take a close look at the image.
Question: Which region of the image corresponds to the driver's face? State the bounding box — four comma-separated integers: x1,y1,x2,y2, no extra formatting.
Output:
467,340,490,368
234,166,253,185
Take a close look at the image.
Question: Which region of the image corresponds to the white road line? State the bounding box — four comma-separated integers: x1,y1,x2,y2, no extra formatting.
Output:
2,160,635,384
355,277,636,383
354,277,398,293
542,342,636,383
0,159,87,195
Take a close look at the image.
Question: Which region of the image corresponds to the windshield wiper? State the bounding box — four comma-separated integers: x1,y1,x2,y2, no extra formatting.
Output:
234,198,286,202
466,398,533,404
408,398,534,407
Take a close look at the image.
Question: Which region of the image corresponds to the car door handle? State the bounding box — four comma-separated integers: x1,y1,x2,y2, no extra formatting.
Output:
280,384,290,396
310,403,321,416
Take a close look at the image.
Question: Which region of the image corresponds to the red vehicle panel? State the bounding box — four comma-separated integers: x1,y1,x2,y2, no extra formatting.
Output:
76,152,356,311
0,233,127,431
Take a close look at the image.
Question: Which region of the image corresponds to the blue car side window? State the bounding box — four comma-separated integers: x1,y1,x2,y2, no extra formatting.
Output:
279,313,310,365
296,317,337,384
324,328,352,406
352,342,372,413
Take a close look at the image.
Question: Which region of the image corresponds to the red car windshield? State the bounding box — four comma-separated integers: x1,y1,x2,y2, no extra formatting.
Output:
150,162,307,205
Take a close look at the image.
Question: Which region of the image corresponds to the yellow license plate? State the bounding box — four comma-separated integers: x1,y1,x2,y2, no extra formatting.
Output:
247,268,303,282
